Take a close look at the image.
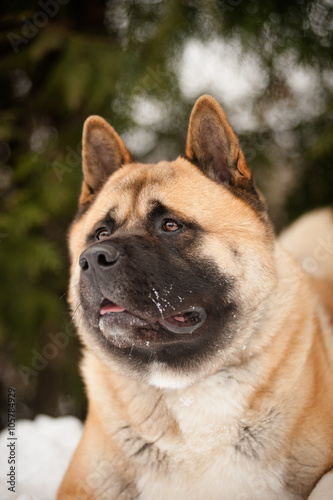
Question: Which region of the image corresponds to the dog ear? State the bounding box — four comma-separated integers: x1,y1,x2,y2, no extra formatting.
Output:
185,95,253,188
79,116,132,206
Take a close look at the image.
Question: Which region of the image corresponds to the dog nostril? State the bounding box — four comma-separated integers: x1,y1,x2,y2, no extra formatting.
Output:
79,245,119,272
97,250,119,267
79,256,89,271
97,254,109,267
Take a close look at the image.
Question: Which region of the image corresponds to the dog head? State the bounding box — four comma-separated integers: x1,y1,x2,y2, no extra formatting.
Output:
68,95,277,388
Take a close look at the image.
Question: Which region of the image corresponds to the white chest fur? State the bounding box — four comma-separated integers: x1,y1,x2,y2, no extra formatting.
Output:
133,373,299,500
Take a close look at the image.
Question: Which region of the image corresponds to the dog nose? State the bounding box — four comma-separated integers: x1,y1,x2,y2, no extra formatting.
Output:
79,243,120,272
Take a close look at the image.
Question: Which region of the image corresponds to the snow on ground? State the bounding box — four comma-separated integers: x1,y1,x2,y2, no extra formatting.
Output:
0,415,83,500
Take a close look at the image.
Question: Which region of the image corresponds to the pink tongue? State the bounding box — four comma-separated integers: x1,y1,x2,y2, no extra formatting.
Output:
172,315,186,323
100,303,126,315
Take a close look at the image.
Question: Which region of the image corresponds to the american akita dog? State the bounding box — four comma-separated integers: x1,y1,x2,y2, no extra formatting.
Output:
58,95,333,499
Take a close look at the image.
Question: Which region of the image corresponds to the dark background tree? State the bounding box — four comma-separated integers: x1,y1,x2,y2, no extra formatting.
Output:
0,0,332,427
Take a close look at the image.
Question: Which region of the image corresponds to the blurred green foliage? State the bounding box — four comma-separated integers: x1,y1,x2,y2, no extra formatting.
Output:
0,0,332,425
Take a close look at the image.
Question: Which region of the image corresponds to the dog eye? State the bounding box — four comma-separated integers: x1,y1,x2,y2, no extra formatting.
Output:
162,219,182,232
95,228,110,241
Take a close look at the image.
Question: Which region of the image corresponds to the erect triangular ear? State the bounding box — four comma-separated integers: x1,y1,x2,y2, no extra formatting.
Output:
79,116,133,207
185,95,255,191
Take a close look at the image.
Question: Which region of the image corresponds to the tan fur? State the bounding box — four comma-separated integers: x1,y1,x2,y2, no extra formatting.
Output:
280,207,333,326
58,96,333,500
279,208,333,283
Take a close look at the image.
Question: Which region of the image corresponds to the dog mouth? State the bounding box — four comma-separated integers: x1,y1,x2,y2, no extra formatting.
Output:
157,307,207,334
99,298,206,335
